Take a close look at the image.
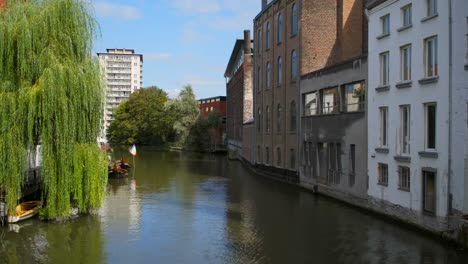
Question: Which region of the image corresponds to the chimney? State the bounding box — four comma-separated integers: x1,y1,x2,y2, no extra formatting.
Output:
244,30,252,55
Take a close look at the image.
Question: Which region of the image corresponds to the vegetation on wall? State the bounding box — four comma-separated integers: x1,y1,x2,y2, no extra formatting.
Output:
0,0,107,218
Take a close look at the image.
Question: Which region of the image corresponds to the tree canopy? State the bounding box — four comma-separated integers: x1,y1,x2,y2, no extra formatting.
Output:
0,0,107,218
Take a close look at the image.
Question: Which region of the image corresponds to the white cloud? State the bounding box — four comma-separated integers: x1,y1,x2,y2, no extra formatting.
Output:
145,53,173,60
94,1,142,20
168,0,221,13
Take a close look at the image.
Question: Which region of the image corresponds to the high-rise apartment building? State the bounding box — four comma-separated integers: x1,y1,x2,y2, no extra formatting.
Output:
97,49,143,141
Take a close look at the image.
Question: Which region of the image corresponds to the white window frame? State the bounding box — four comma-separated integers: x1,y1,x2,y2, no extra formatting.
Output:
381,14,390,35
378,163,388,186
398,166,411,191
401,4,412,27
427,0,437,17
400,45,412,81
424,36,438,78
380,52,389,86
425,103,437,151
380,107,388,147
400,105,411,155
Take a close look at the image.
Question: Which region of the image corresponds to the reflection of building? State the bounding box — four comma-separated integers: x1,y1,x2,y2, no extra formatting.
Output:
224,30,255,163
97,49,143,142
367,0,468,238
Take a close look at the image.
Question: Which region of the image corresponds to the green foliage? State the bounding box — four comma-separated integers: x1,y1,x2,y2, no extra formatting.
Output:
0,0,107,217
107,86,172,145
187,110,224,151
165,85,200,146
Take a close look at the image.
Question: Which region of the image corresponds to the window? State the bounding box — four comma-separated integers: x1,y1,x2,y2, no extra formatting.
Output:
343,82,365,112
378,163,388,186
321,87,339,114
398,166,410,191
423,170,436,213
380,52,389,86
265,106,270,133
400,45,412,81
290,149,296,169
427,0,437,17
257,29,262,54
402,4,412,27
400,105,411,154
277,56,283,85
303,92,318,116
276,104,281,133
291,3,298,35
210,106,213,111
424,36,438,77
290,101,297,132
265,147,270,165
425,103,437,150
380,107,388,147
276,147,281,167
266,22,271,49
257,108,262,133
291,50,297,81
257,67,262,92
278,14,283,43
381,14,390,35
266,63,271,89
349,144,356,186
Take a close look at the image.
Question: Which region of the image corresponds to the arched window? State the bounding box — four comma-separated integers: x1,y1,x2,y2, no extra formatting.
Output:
257,66,262,92
266,22,271,49
291,3,298,35
266,105,270,133
277,147,282,167
257,108,262,132
290,100,297,132
266,62,271,89
277,104,282,133
291,50,297,80
257,28,262,54
278,14,283,43
277,56,282,85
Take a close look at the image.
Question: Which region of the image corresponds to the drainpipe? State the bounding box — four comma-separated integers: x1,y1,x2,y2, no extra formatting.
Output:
447,0,453,227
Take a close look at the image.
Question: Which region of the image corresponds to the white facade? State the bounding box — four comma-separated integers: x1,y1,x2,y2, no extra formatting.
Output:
98,49,143,142
368,0,468,228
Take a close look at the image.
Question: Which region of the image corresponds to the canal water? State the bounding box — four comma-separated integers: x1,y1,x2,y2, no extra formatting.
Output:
1,148,468,263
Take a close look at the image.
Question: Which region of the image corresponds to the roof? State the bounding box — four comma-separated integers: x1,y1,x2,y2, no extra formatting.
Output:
366,0,389,10
224,39,253,78
197,96,226,102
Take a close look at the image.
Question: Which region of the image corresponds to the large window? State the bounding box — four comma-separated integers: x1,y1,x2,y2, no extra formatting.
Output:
277,56,283,86
266,22,271,49
257,29,262,54
276,104,281,133
291,50,297,81
290,148,296,170
266,62,271,89
291,3,297,35
423,170,436,214
303,92,317,116
398,166,410,191
380,107,388,147
278,14,283,43
424,36,438,78
381,14,390,35
400,45,412,81
290,101,296,132
321,87,339,114
257,108,262,133
265,106,270,133
380,52,389,86
426,0,437,17
401,4,412,27
425,103,437,150
343,82,365,112
378,163,388,186
257,67,262,92
400,105,411,154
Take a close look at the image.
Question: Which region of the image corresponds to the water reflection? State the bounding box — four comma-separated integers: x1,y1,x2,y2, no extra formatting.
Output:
0,148,467,263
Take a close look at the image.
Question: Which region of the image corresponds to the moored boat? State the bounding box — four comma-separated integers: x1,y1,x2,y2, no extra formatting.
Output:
108,162,128,179
7,201,41,223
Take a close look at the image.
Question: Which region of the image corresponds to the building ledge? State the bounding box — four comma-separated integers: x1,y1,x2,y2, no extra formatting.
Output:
396,81,412,89
377,182,388,187
394,155,411,163
376,33,390,40
398,187,410,192
418,76,439,85
375,147,389,154
397,24,413,32
422,167,437,173
375,85,390,92
421,13,438,23
419,151,438,158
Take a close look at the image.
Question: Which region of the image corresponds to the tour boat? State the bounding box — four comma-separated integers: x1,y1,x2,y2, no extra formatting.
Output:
7,201,41,223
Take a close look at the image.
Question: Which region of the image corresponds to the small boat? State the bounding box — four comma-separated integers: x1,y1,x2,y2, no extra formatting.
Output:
118,157,132,170
108,162,128,179
7,201,41,223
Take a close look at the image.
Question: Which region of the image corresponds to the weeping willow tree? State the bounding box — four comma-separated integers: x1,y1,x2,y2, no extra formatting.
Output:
0,0,108,218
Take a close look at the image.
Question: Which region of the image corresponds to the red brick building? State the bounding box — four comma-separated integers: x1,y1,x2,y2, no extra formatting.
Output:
198,96,226,118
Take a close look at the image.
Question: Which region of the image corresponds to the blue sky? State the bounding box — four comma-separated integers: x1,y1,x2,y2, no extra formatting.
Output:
92,0,260,99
